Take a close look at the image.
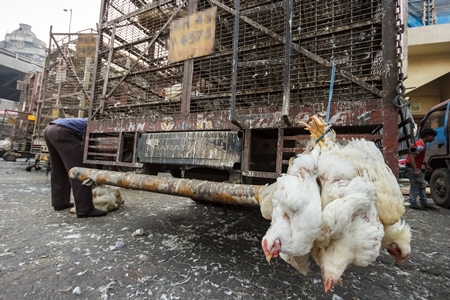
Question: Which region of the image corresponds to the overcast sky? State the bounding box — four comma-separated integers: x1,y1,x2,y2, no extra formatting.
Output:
0,0,101,44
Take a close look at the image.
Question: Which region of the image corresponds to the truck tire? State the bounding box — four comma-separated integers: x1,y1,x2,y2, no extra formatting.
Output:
141,164,159,175
430,168,450,208
169,169,182,178
3,153,17,162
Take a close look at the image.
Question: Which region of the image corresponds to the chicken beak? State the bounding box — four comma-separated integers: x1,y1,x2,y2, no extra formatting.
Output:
265,254,272,263
396,253,410,264
324,278,333,293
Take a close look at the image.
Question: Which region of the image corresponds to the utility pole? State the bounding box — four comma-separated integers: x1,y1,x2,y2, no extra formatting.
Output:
63,8,73,34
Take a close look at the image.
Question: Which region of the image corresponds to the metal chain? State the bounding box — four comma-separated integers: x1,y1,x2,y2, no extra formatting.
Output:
393,0,409,108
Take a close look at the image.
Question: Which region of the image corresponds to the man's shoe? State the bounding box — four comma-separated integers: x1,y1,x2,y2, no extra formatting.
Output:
54,203,75,211
423,204,439,210
77,208,108,218
409,204,424,210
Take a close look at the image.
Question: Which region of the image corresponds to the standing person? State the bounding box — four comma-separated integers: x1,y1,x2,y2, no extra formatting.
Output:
405,128,438,210
44,118,107,218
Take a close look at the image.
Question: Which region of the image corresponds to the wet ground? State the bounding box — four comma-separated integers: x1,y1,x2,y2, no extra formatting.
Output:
1,159,450,300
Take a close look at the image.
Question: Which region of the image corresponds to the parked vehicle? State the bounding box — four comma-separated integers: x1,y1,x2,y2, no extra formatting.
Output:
417,99,450,208
73,0,409,203
0,110,35,162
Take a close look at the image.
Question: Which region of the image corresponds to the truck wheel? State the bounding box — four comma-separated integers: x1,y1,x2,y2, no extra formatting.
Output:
430,168,450,208
170,169,182,178
141,164,159,175
3,153,17,162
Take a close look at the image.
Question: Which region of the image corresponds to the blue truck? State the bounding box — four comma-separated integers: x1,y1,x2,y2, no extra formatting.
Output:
417,99,450,208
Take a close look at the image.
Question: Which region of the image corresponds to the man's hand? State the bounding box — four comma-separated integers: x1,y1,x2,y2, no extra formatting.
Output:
425,165,433,173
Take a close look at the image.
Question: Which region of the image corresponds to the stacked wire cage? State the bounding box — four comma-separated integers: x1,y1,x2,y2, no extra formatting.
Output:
36,30,97,138
91,0,385,120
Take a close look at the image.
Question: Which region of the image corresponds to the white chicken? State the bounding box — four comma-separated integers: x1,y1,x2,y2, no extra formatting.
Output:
312,175,384,292
317,131,358,208
161,83,182,101
286,143,320,178
262,145,322,272
92,185,124,212
342,138,406,226
258,138,319,221
317,128,405,225
69,184,124,213
381,220,412,263
258,181,277,220
317,128,411,263
318,175,373,242
262,173,322,258
259,115,412,289
279,253,311,276
0,137,12,151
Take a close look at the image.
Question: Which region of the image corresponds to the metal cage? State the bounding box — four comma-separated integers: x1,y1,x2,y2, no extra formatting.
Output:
86,0,400,181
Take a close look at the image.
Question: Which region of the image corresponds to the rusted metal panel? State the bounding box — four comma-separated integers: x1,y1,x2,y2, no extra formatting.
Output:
69,167,261,206
381,0,401,176
137,131,241,169
87,99,383,133
282,0,293,125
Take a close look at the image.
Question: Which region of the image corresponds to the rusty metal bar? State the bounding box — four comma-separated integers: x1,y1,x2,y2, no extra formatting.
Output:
88,1,105,120
242,129,251,172
69,167,262,206
34,26,53,139
381,0,400,176
276,127,284,174
181,0,198,115
102,22,116,102
230,0,242,128
282,0,293,126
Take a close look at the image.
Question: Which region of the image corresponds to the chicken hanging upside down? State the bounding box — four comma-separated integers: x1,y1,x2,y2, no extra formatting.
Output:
313,174,384,292
259,115,411,293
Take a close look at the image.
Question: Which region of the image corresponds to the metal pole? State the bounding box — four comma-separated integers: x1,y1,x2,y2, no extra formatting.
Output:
64,8,72,43
69,167,262,206
69,9,72,33
64,9,72,33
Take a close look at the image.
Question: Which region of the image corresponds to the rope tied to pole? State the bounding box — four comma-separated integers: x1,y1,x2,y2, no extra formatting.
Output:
325,58,336,125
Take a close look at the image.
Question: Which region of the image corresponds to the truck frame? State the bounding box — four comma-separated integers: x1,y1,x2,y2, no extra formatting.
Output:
80,0,406,195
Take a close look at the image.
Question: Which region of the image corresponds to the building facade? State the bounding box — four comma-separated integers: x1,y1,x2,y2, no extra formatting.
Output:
0,23,46,65
405,0,450,122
